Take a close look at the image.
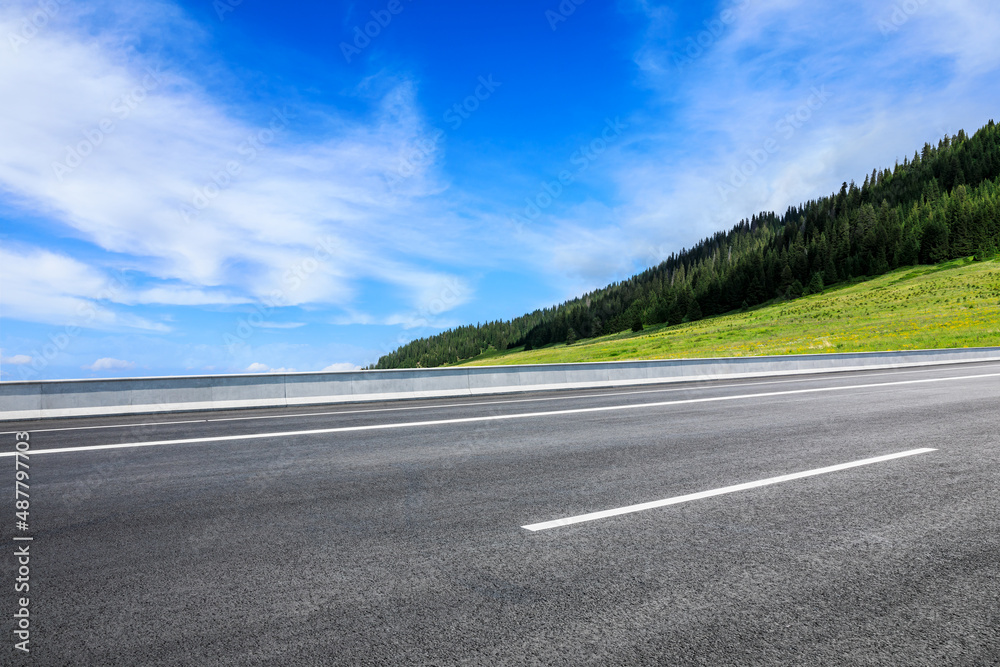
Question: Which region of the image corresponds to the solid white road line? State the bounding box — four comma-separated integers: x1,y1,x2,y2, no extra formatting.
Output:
4,361,998,435
522,448,938,531
0,372,995,458
0,418,213,435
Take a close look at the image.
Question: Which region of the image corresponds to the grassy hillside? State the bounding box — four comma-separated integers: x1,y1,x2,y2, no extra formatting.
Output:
456,258,1000,366
373,121,1000,370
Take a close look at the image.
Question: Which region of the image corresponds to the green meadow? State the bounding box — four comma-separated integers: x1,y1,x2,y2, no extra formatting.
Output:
458,258,1000,366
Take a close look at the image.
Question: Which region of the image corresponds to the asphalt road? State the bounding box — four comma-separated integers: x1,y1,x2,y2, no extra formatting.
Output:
3,362,1000,665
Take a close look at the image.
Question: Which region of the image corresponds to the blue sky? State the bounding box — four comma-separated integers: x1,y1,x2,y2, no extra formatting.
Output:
1,0,999,380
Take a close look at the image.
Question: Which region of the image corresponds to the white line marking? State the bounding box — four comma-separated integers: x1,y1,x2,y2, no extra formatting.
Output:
522,448,937,531
3,362,998,435
0,418,212,435
0,372,996,458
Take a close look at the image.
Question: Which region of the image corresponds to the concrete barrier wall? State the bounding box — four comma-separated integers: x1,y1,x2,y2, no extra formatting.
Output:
3,347,1000,421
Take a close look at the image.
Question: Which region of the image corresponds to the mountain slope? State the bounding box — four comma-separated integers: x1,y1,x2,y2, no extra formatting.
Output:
372,121,1000,369
456,257,1000,366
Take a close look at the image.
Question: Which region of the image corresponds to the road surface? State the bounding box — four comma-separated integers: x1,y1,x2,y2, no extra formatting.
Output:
3,362,999,665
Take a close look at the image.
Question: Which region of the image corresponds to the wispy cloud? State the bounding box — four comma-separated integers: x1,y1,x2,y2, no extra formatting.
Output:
0,246,169,330
321,362,362,372
0,0,476,329
533,0,1000,287
83,357,136,371
1,353,33,365
246,362,295,373
256,322,307,329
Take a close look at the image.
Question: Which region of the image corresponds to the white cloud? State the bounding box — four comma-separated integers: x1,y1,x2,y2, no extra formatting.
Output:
330,311,378,326
0,246,169,330
1,354,33,365
119,287,252,307
538,0,1000,285
383,313,462,330
332,276,472,330
245,363,295,373
256,322,306,329
0,0,478,324
83,357,136,371
321,362,362,372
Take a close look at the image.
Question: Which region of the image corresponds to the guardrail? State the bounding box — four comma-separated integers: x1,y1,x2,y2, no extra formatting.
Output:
2,347,999,421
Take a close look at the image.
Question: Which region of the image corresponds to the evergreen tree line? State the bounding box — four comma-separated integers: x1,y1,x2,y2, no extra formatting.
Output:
371,120,1000,369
